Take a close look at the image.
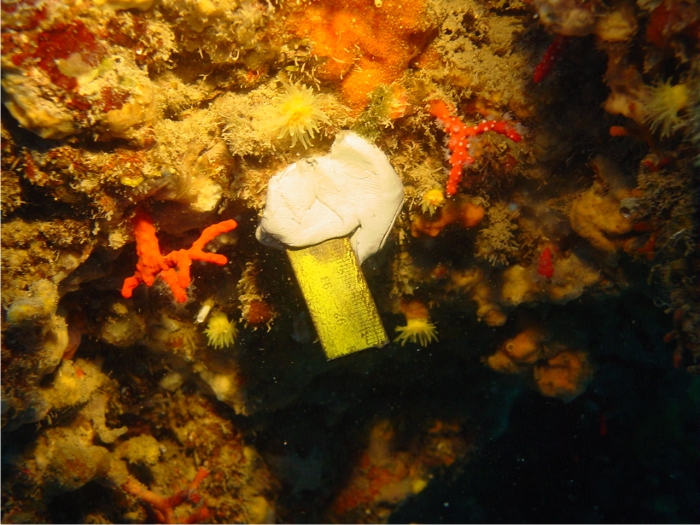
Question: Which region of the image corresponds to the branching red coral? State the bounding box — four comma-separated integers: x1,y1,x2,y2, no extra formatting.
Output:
430,100,523,197
121,209,237,303
533,34,569,83
122,468,211,524
537,245,555,279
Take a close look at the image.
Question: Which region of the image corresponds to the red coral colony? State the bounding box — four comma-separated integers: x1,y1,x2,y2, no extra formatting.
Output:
429,99,523,197
121,209,237,303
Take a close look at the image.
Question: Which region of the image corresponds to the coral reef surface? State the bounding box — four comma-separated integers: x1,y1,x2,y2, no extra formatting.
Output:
2,0,698,523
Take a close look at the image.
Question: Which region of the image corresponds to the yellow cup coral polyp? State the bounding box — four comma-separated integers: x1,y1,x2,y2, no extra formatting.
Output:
642,79,690,138
204,311,237,349
270,83,330,149
421,188,446,216
394,299,438,347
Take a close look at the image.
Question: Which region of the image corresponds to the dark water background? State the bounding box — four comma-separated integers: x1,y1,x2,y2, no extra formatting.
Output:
392,292,700,524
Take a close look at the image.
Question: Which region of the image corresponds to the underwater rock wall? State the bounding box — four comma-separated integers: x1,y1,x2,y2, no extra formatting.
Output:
1,0,698,523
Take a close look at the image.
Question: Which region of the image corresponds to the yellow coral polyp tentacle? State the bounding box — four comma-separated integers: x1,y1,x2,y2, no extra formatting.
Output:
642,79,690,138
272,83,330,149
204,311,237,349
394,318,439,347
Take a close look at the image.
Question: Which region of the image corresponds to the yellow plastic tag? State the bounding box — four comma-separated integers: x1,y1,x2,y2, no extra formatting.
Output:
286,237,388,359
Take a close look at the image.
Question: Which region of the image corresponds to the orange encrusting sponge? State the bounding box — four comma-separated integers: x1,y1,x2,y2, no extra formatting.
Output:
286,0,433,110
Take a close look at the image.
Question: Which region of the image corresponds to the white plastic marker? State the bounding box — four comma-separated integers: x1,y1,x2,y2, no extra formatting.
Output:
257,131,405,358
